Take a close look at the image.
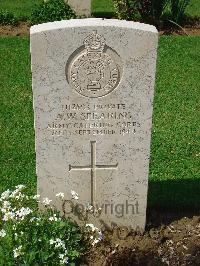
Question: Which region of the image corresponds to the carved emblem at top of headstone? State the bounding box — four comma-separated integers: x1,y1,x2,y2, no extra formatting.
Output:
66,31,123,98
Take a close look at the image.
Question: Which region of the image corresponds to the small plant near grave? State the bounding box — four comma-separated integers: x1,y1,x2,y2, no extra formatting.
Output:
113,0,138,20
170,0,191,24
113,0,191,26
30,0,76,25
0,10,18,26
137,0,170,24
0,186,102,265
113,0,169,23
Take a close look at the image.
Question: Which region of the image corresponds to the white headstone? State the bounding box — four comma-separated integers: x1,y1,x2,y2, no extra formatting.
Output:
67,0,91,16
30,18,158,231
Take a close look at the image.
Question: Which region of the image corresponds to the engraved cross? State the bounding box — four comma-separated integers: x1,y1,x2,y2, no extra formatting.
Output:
69,141,118,206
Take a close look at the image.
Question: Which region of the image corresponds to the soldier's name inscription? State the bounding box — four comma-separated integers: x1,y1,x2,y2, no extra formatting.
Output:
47,102,141,137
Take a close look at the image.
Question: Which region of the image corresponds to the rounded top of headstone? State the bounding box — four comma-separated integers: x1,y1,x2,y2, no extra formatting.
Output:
30,18,158,35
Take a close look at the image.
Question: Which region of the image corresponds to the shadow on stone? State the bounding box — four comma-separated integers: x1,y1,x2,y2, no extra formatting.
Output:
92,11,115,18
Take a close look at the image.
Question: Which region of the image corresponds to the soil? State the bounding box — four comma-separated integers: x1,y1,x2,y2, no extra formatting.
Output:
0,22,30,36
0,21,200,36
160,26,200,36
81,211,200,266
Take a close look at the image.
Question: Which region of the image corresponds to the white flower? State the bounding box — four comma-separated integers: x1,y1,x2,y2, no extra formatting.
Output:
92,231,103,246
1,208,6,214
42,197,52,205
15,185,25,190
13,245,23,258
92,238,100,246
30,217,41,223
85,203,94,212
15,207,32,220
60,257,69,265
0,229,6,238
86,223,96,232
55,238,65,249
3,201,11,208
92,230,103,246
9,190,24,200
33,195,40,201
0,189,11,200
3,211,15,221
64,250,68,255
85,224,102,246
49,214,60,222
1,201,11,214
71,190,79,200
49,216,57,222
56,192,64,200
50,239,54,245
15,192,25,200
59,254,65,259
50,238,66,249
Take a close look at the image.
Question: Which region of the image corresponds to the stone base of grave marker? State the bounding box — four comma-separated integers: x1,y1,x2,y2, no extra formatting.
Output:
67,0,91,16
30,19,158,231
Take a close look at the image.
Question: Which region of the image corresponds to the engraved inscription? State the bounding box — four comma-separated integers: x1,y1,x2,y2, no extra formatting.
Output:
48,103,141,137
69,141,118,205
66,31,123,98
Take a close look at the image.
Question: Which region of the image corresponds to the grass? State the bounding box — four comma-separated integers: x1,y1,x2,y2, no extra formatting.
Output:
149,36,200,209
186,0,200,18
0,36,199,210
92,0,115,17
0,37,36,195
0,0,41,20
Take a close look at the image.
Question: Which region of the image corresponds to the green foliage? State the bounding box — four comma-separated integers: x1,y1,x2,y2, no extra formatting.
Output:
0,186,86,265
92,0,200,19
170,0,191,23
113,0,170,23
113,0,192,25
137,0,169,23
30,0,76,25
0,10,18,25
113,0,138,20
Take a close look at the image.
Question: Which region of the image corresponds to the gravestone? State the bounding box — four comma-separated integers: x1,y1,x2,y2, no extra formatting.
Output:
67,0,91,16
30,18,158,231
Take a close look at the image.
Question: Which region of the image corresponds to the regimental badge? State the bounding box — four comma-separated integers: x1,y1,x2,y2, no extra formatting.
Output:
66,31,123,98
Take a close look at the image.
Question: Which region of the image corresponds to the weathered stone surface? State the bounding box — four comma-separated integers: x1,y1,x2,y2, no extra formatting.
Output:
30,18,158,231
67,0,91,16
